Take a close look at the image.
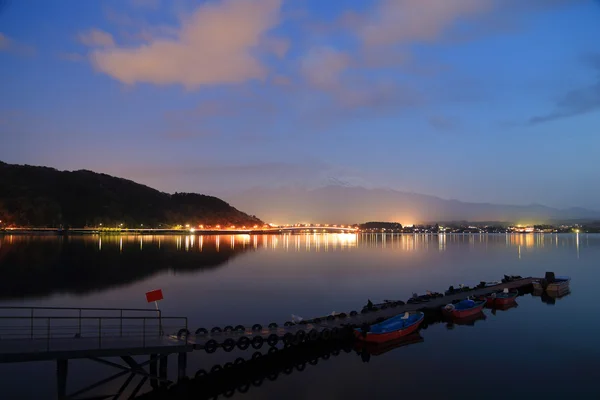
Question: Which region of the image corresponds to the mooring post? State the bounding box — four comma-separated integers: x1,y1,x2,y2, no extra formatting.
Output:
177,352,187,382
159,354,168,388
149,354,159,390
56,359,68,400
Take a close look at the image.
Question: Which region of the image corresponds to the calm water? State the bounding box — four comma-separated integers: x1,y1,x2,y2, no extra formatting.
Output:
0,233,598,399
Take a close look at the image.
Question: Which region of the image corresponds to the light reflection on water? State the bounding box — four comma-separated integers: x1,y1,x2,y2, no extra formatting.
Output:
0,233,599,399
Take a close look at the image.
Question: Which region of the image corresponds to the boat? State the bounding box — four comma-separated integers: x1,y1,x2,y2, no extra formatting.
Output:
442,298,486,319
354,311,424,343
486,288,519,307
532,272,570,292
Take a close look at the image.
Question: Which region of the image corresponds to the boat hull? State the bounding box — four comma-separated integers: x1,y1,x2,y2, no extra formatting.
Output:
354,314,424,343
547,281,570,292
486,291,518,306
442,300,486,319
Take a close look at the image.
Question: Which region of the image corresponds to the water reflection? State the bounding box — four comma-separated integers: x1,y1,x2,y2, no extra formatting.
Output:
0,235,253,300
0,233,590,301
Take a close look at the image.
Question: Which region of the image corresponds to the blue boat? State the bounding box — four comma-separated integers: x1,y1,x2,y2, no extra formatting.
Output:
354,312,424,343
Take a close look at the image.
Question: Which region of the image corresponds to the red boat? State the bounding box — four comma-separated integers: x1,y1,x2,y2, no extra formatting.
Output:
442,299,486,319
354,312,424,343
486,289,519,307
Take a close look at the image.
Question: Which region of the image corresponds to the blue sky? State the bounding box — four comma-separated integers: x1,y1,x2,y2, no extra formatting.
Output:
1,0,600,209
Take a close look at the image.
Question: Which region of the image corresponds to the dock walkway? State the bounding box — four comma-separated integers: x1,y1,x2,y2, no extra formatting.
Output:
0,278,535,363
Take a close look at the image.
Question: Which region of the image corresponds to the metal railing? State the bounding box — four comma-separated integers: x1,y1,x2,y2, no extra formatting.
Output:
0,306,188,350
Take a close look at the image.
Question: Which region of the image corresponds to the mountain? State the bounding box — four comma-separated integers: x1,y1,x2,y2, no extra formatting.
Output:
222,185,600,224
0,161,262,227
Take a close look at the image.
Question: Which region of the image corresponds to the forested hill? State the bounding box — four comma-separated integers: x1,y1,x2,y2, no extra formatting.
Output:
0,161,263,228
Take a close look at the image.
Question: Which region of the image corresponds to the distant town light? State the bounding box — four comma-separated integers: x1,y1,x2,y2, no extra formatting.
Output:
189,228,195,233
185,224,190,228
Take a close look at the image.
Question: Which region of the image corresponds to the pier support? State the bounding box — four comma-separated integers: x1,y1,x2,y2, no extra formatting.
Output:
150,353,159,390
178,352,187,382
56,359,68,400
159,354,168,388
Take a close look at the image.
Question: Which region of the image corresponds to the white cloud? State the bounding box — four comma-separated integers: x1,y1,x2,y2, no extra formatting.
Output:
89,0,283,89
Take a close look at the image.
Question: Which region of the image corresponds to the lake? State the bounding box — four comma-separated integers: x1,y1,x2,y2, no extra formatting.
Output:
0,233,598,399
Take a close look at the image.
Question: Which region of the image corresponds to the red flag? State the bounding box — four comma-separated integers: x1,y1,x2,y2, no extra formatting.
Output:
146,289,163,303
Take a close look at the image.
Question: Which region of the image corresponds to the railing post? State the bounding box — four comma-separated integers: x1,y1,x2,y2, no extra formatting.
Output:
120,309,123,337
47,317,50,351
143,318,146,347
78,309,82,337
98,318,101,348
30,308,34,339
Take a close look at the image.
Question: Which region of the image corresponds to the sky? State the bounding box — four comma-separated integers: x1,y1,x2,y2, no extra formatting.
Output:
1,0,600,210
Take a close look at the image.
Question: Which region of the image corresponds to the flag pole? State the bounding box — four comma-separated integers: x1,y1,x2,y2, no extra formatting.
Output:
154,300,163,335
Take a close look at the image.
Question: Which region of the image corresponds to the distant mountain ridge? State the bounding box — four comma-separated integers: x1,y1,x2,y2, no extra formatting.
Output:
223,185,600,224
0,161,262,227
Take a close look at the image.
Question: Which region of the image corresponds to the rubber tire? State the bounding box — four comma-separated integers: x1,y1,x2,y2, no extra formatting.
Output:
308,329,319,341
283,332,294,345
195,328,208,335
211,327,222,334
321,329,331,341
251,336,264,349
267,334,278,347
204,339,218,354
223,338,236,352
234,325,245,332
268,322,278,329
252,324,262,332
237,336,250,350
195,369,207,378
177,329,190,339
224,325,234,332
284,321,294,327
350,311,358,316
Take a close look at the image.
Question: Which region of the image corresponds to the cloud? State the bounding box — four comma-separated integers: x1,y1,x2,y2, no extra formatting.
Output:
360,0,493,47
301,46,349,90
260,36,289,58
0,32,35,56
89,0,283,89
529,83,600,124
529,53,600,125
78,29,115,47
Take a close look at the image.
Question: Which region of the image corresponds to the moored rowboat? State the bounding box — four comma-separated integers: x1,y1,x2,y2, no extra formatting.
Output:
442,299,486,319
354,311,424,343
486,288,519,306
